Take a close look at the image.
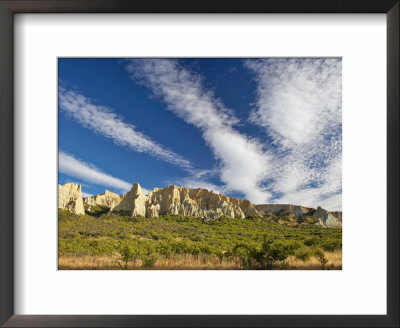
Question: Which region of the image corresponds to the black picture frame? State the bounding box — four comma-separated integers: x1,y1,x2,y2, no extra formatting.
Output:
0,1,398,327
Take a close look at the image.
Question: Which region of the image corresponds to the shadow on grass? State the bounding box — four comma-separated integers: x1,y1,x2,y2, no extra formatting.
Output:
85,205,110,218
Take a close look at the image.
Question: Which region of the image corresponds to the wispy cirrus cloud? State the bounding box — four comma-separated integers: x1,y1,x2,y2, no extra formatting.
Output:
169,168,233,196
82,192,93,198
125,59,272,204
59,151,133,193
245,58,342,210
59,86,191,169
174,177,233,196
245,58,341,148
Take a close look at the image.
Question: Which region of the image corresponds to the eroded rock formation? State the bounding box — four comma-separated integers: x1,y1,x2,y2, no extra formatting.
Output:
108,182,341,228
84,190,123,210
255,204,341,228
112,183,259,220
62,181,342,228
255,204,313,217
312,207,342,228
331,211,342,222
112,183,147,216
58,183,85,215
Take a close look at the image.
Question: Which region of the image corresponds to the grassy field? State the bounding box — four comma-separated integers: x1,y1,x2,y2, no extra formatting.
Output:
58,209,342,270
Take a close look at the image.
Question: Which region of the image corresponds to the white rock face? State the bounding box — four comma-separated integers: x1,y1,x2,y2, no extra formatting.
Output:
313,207,342,228
331,211,342,222
147,184,259,219
113,183,147,216
146,203,160,218
105,182,342,228
58,183,85,215
255,204,312,217
84,190,123,210
112,183,258,219
255,203,342,228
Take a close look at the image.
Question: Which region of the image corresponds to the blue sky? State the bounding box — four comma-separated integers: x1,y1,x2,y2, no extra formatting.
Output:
58,58,342,211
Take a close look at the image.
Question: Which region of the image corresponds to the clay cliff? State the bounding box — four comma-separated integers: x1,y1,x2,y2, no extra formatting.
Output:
255,204,342,228
111,182,341,228
58,181,342,228
84,190,123,210
113,183,259,220
331,211,342,222
255,204,313,217
112,183,147,216
58,183,85,215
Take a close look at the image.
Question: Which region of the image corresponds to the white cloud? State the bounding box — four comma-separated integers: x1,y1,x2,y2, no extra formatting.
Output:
59,86,191,169
317,193,342,212
169,168,233,196
59,151,133,193
245,59,342,211
274,157,342,210
172,177,231,196
125,59,272,203
82,192,93,198
245,58,341,148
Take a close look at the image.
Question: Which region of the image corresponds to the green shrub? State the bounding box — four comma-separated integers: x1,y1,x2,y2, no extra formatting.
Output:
295,248,312,262
313,248,329,268
141,254,158,267
118,243,135,269
58,209,341,270
304,237,319,247
232,236,298,269
321,239,341,251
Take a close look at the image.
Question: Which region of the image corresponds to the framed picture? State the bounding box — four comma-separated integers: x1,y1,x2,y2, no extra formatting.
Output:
57,56,344,272
0,0,398,327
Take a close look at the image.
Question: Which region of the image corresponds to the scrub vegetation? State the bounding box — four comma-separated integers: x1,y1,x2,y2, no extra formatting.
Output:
58,209,342,270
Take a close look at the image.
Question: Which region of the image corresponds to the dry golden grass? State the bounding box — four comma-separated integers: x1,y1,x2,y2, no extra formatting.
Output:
286,250,342,270
59,254,123,270
59,251,341,270
58,254,239,270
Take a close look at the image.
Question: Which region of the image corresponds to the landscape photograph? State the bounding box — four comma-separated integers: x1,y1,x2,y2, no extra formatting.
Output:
58,58,342,270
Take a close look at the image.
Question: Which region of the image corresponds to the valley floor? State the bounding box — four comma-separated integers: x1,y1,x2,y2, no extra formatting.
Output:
58,209,342,270
59,251,342,270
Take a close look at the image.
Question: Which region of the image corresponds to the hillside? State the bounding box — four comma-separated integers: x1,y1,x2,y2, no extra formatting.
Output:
58,210,342,270
59,182,342,228
58,182,342,270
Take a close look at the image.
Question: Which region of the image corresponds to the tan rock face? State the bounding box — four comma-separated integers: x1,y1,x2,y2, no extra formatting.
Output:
255,204,341,228
106,182,342,228
331,211,342,222
112,183,259,219
84,190,123,210
147,185,260,219
313,207,342,228
255,204,312,217
58,183,85,215
113,183,147,216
